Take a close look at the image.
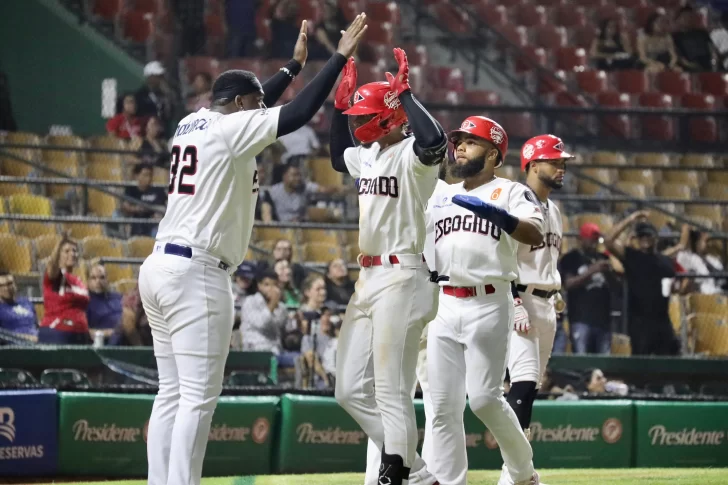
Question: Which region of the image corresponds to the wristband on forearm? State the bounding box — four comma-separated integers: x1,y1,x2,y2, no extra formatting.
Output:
502,213,519,234
280,59,302,79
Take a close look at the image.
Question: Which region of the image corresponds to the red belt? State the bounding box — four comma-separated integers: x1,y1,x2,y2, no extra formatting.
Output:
359,254,425,268
442,285,496,298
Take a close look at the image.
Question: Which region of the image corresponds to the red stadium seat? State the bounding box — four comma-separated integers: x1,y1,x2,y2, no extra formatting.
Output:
554,6,587,28
538,70,568,96
432,4,472,35
614,70,649,95
181,57,222,84
121,10,153,43
434,67,465,92
638,93,674,141
222,58,264,75
401,44,428,66
653,0,682,7
597,91,632,139
515,4,547,27
92,0,124,21
430,90,463,105
364,22,395,45
516,46,548,73
556,91,591,128
338,0,358,22
616,0,646,6
359,43,389,64
356,63,383,85
634,6,661,30
537,0,567,6
499,25,528,49
697,73,728,96
430,110,456,133
681,94,718,143
134,0,161,14
475,5,508,31
367,2,400,24
255,14,271,42
205,14,225,57
655,71,692,96
555,47,588,71
535,25,568,50
464,90,501,106
575,69,608,94
502,113,534,139
573,0,606,6
595,5,626,23
297,0,323,23
572,25,597,48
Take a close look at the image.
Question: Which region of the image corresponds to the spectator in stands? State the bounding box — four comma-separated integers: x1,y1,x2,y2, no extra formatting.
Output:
638,12,682,72
710,12,728,70
239,270,288,356
121,163,167,237
274,259,302,307
234,262,257,314
677,225,726,294
299,305,338,388
170,0,206,57
135,62,176,131
311,0,348,60
270,0,301,59
605,211,681,356
254,162,278,222
131,116,169,168
590,19,636,71
269,165,340,222
86,264,122,344
324,258,354,309
277,122,321,167
106,94,143,140
39,234,90,344
259,238,307,288
185,72,213,112
0,271,37,341
673,6,720,71
111,285,153,346
299,273,327,314
559,223,615,354
226,0,258,58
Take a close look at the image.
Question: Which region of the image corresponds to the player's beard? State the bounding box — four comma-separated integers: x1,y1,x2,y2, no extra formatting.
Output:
540,172,564,190
449,155,485,179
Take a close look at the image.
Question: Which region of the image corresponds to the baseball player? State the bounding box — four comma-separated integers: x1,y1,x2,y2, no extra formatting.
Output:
138,16,368,485
330,49,447,485
425,117,544,485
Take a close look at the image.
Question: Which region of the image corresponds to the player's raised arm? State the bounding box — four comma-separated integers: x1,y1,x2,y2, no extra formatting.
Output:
260,20,309,107
276,13,368,138
386,48,447,166
329,57,358,174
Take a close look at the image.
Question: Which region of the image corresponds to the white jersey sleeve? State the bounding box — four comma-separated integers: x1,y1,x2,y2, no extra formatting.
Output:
343,146,362,178
218,106,282,162
424,180,448,273
508,182,545,234
401,137,441,177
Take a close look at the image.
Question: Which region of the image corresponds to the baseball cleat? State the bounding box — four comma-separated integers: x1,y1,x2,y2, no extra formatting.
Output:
514,471,540,485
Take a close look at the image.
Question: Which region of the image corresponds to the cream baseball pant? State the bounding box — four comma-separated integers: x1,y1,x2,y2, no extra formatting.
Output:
139,244,235,485
364,325,435,485
427,283,534,485
335,254,438,481
507,292,557,388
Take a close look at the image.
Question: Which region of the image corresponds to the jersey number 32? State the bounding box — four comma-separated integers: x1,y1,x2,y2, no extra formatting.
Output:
168,145,198,195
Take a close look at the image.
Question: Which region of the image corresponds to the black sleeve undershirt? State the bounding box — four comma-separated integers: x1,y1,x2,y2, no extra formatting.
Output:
277,53,348,138
261,59,302,108
398,90,446,164
330,108,355,174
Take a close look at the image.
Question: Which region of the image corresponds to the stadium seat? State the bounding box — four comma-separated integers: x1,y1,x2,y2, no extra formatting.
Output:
464,90,501,106
127,236,155,258
121,10,154,44
344,229,359,248
15,221,57,239
367,1,400,24
638,93,674,141
400,44,428,67
554,47,588,70
554,6,587,28
112,278,138,295
618,169,657,187
307,158,343,187
689,294,728,315
656,183,692,200
434,67,466,92
44,135,85,163
681,94,718,143
655,71,692,96
697,72,728,96
0,235,33,275
8,194,52,217
571,25,597,48
300,229,340,246
538,69,568,96
366,21,395,45
615,182,649,213
632,152,671,166
0,203,8,234
515,46,548,74
499,24,528,50
573,214,614,231
300,243,342,263
34,234,62,261
662,169,701,190
87,189,119,217
633,5,661,29
81,236,125,259
679,154,715,168
700,183,728,201
0,183,31,197
91,0,123,21
686,204,722,222
255,227,298,244
614,70,649,95
474,4,508,30
515,4,547,27
692,314,728,355
153,167,169,185
345,244,360,263
1,149,36,177
62,223,104,239
669,295,683,334
577,168,613,195
87,159,124,181
88,136,126,164
597,91,632,138
44,158,82,200
181,56,222,84
105,264,134,284
575,69,608,94
535,25,568,49
502,113,534,139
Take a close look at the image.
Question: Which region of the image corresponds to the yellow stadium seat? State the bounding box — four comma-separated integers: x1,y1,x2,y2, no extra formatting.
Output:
577,168,613,195
8,194,52,215
615,182,649,214
300,242,342,263
0,202,8,233
0,149,36,177
348,268,360,283
307,206,337,222
689,294,728,315
76,259,90,286
300,229,340,245
153,167,170,185
669,295,683,334
34,234,62,261
14,222,57,239
87,160,124,181
655,183,692,200
127,236,155,258
0,183,31,197
255,227,298,244
62,222,104,239
43,158,82,199
112,278,137,295
87,189,118,217
591,151,626,165
573,213,614,231
691,314,728,356
344,230,359,247
611,333,632,356
561,213,570,233
679,154,714,168
661,170,702,190
44,135,85,163
700,183,728,201
5,132,42,146
104,264,134,284
632,153,671,166
618,169,657,187
81,236,125,259
308,157,343,187
711,171,728,184
34,303,44,323
345,244,360,263
0,234,33,275
88,136,128,164
686,204,722,221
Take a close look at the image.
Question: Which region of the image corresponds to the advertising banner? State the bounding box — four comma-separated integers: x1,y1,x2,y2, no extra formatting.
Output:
634,401,728,467
0,389,58,476
58,393,278,476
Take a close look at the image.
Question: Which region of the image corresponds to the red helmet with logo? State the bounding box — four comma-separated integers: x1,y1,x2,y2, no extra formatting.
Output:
520,134,574,171
448,116,508,168
342,82,408,144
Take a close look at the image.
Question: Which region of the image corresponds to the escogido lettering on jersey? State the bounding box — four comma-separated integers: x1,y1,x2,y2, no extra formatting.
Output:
434,214,502,243
357,176,399,198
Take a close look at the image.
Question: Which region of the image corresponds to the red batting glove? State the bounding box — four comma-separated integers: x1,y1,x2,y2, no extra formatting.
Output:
334,57,357,110
385,47,411,96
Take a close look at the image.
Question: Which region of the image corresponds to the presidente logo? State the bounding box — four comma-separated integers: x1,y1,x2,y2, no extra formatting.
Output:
296,423,367,445
0,407,45,460
0,408,15,443
648,425,725,446
530,418,623,443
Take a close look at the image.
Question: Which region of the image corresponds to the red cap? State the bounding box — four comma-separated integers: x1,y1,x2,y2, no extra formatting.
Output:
520,134,574,171
342,82,408,144
448,116,508,167
579,222,601,240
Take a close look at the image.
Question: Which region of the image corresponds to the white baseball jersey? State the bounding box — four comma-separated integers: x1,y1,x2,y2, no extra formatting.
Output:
155,106,282,266
344,136,439,255
516,197,562,290
426,177,544,287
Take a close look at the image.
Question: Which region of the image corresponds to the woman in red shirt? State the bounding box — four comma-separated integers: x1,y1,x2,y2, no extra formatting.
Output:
106,94,143,140
38,234,91,344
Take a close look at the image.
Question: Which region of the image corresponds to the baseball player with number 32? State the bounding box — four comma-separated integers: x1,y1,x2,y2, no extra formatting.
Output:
425,117,544,485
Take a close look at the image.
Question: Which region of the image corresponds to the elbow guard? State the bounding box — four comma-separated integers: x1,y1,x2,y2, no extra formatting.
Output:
414,136,447,166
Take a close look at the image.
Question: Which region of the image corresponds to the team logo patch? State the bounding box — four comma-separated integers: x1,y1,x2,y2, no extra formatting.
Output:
535,139,546,149
490,126,505,145
461,119,477,129
553,141,565,151
490,188,502,200
522,144,535,160
602,418,623,444
353,91,365,104
524,190,537,205
252,417,271,444
384,91,401,110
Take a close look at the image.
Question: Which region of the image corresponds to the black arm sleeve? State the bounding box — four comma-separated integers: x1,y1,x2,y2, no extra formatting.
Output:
277,53,348,138
399,90,447,166
511,282,520,299
330,108,355,174
261,59,302,108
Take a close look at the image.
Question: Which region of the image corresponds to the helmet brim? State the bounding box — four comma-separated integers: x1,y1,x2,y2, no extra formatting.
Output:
342,104,381,115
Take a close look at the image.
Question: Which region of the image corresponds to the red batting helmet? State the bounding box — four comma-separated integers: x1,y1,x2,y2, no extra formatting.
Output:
448,116,508,168
342,82,408,144
520,134,574,171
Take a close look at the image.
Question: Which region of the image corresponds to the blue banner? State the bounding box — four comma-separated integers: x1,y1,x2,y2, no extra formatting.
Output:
0,389,58,475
